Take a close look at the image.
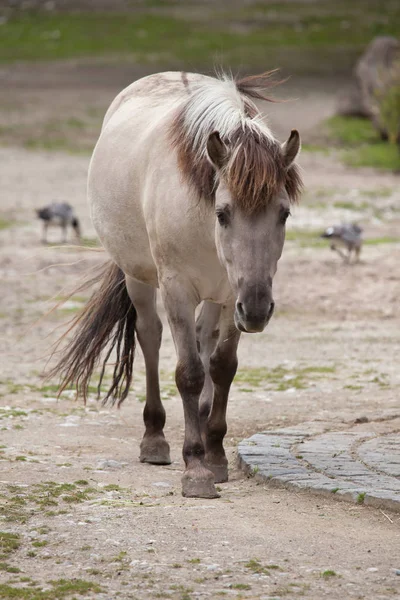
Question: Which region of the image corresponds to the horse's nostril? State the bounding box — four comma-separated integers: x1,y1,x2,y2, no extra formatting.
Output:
268,301,275,319
236,302,245,318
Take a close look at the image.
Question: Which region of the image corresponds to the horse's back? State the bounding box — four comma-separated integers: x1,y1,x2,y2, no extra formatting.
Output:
101,71,212,130
89,72,210,285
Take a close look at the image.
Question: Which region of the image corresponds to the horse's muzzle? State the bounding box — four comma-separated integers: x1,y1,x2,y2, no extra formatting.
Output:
234,298,275,333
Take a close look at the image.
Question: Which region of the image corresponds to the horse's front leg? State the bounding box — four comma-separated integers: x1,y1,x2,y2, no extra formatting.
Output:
205,303,240,483
196,301,221,437
161,282,218,498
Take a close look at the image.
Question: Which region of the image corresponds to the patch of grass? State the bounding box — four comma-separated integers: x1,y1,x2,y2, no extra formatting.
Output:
31,541,47,548
364,236,400,245
0,3,398,74
86,568,101,576
285,229,326,247
15,456,27,462
333,200,371,211
0,219,17,231
113,551,128,563
357,492,366,504
187,558,201,564
323,115,400,171
0,532,20,559
301,143,330,154
0,408,28,419
80,236,101,248
342,143,400,171
244,558,270,575
326,116,378,145
321,569,338,578
0,578,105,599
0,562,21,573
103,484,124,492
231,583,251,590
235,364,335,392
161,382,178,400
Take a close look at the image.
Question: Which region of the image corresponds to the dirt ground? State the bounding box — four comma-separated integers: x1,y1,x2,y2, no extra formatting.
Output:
1,64,400,599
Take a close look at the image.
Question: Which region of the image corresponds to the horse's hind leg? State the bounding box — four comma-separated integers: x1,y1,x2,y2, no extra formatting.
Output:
205,303,240,483
125,276,171,465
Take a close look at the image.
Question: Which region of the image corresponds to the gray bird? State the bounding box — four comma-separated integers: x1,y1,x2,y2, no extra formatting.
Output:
321,224,363,263
36,202,81,244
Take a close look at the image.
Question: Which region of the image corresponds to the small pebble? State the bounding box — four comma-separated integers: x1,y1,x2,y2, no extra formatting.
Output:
395,569,400,576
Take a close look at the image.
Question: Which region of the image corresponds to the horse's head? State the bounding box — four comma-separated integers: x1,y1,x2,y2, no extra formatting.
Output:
207,128,301,333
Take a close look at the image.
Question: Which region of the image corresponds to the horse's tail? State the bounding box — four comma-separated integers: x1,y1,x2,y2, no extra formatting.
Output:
47,261,136,406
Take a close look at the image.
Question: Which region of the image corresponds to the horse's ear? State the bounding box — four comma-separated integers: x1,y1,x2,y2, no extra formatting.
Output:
281,129,301,168
206,131,228,170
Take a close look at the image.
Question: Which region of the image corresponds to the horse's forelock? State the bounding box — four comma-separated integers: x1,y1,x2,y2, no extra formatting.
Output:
169,74,302,212
224,127,286,214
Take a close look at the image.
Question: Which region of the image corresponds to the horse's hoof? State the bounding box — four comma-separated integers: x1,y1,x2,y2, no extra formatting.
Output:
181,468,220,499
139,436,171,465
206,462,228,483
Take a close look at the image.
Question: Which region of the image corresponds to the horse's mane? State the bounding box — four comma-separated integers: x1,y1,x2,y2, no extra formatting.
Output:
170,71,302,214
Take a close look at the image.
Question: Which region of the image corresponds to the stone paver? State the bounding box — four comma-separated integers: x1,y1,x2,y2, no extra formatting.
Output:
238,423,400,512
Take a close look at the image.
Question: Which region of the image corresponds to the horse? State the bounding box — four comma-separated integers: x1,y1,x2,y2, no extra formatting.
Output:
49,71,302,499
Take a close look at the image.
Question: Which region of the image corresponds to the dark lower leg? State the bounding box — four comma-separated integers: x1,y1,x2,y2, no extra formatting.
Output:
176,356,217,498
161,283,218,498
205,308,240,483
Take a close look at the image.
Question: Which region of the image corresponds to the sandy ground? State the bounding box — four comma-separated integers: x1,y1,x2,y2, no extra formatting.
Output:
1,67,400,599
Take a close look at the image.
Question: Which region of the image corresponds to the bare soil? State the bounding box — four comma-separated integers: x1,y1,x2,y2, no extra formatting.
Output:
0,65,400,599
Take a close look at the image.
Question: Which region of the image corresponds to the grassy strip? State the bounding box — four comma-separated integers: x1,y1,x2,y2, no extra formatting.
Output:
325,116,400,171
0,4,399,69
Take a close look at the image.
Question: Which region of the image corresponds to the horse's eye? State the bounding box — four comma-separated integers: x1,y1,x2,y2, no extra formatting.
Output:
280,209,291,225
217,211,229,227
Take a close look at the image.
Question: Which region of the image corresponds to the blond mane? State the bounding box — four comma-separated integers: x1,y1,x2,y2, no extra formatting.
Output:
170,72,302,213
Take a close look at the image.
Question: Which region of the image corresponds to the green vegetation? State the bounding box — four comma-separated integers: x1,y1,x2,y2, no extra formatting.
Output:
342,143,400,170
321,569,338,578
286,228,400,248
244,558,271,575
0,579,104,599
357,492,366,504
235,364,335,392
0,219,16,231
285,229,326,247
80,236,101,248
324,116,400,171
0,3,399,73
231,583,251,590
0,562,21,573
326,116,378,145
249,465,259,477
0,532,20,559
374,61,400,145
